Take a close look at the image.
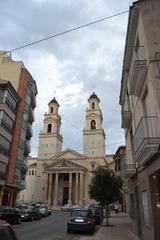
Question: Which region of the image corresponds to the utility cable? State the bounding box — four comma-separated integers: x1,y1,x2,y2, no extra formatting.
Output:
1,10,128,54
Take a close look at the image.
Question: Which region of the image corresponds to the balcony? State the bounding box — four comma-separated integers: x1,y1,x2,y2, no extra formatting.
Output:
21,161,28,172
25,140,31,154
31,95,36,108
28,108,35,123
26,124,33,138
121,99,132,129
129,59,147,96
133,116,160,165
121,150,136,178
0,169,6,181
14,178,26,190
0,161,7,185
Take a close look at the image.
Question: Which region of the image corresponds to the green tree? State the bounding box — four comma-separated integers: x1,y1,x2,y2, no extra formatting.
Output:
88,166,123,226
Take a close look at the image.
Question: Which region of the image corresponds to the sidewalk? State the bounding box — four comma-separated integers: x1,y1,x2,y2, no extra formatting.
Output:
79,213,139,240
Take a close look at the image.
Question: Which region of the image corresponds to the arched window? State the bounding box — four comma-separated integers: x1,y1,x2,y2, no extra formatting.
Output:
92,102,95,109
50,107,53,113
91,120,96,129
47,124,52,133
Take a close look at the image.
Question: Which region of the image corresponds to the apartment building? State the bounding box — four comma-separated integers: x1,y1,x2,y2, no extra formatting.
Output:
0,52,37,207
120,1,160,240
113,146,128,212
0,80,20,206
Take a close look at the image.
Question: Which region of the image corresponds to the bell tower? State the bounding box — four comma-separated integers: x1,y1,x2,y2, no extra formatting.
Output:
37,97,63,160
83,92,105,158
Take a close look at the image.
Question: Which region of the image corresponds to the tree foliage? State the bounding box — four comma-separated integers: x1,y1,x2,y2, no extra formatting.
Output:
89,166,123,205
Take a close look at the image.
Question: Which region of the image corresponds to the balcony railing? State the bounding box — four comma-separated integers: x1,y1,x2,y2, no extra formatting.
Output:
121,99,132,129
14,178,26,190
25,140,31,154
28,108,35,123
0,169,6,180
21,161,28,172
31,95,36,108
26,124,33,138
129,59,147,97
121,150,136,178
133,116,160,165
0,97,16,114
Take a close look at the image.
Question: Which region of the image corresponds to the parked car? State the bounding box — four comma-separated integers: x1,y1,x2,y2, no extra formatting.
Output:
87,204,103,218
88,207,103,224
70,204,83,210
0,206,21,225
34,204,49,217
0,220,18,240
17,205,41,221
61,204,72,211
67,209,95,234
46,204,52,215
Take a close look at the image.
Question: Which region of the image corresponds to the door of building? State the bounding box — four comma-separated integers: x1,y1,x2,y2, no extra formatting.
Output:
135,186,142,237
149,170,160,240
63,187,69,205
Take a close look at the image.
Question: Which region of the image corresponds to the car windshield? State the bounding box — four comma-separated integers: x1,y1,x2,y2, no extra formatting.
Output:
39,206,46,209
17,205,28,209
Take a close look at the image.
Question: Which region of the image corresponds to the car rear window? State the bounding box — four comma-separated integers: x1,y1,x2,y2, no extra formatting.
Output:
71,210,88,217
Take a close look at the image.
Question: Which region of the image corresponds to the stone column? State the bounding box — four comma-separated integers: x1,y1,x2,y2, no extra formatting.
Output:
42,175,47,203
45,174,49,201
75,173,79,204
80,173,84,204
68,173,72,204
48,173,52,205
54,173,59,206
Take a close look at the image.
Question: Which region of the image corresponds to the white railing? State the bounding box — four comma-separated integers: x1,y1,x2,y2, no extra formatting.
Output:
133,116,160,154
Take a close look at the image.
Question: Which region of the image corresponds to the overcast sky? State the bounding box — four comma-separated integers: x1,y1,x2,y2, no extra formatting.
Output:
0,0,134,156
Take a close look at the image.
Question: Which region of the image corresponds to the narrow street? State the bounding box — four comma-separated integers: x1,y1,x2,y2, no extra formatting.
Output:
13,211,138,240
13,211,77,240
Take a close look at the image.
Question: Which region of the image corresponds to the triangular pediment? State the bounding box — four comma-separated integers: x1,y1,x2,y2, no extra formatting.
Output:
44,158,87,173
51,148,86,160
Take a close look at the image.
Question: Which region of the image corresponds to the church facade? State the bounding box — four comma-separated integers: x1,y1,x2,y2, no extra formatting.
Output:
20,93,113,206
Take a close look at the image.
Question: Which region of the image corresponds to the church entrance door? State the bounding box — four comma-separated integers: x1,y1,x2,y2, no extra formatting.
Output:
63,187,69,205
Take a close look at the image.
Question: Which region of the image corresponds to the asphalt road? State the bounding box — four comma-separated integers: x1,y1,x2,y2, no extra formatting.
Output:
13,210,91,240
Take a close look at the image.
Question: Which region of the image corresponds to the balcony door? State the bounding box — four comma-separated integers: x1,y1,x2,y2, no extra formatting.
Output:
149,170,160,240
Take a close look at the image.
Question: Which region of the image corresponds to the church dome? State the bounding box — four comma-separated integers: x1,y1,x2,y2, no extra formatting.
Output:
49,97,59,105
89,92,100,101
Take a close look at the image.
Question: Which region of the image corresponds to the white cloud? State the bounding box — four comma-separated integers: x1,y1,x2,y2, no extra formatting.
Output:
0,0,134,155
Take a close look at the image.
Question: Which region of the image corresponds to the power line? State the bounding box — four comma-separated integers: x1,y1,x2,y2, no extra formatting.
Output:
2,10,128,54
31,141,124,151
